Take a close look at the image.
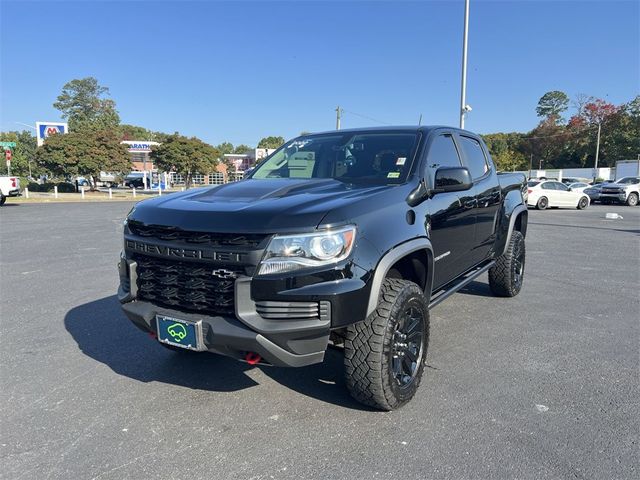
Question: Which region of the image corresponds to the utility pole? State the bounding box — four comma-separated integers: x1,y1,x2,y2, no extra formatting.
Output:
335,106,342,130
593,121,601,183
529,153,533,179
418,113,423,126
459,0,470,129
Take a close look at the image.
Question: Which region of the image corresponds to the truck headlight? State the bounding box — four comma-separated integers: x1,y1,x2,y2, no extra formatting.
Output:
257,226,356,275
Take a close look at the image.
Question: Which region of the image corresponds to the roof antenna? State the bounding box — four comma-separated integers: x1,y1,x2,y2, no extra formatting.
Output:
418,113,423,126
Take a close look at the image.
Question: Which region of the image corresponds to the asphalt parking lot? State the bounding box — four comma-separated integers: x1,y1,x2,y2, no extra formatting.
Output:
1,201,638,480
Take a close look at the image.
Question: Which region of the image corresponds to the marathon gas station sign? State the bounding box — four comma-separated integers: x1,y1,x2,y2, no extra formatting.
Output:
36,122,68,146
121,141,160,152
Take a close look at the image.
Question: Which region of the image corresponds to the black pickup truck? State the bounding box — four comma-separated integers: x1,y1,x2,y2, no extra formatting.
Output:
118,126,528,410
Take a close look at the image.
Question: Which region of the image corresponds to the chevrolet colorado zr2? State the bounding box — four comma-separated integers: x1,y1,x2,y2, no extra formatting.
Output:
118,126,528,410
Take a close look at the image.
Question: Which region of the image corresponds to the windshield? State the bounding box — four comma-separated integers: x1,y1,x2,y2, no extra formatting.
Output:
249,132,420,184
617,177,640,184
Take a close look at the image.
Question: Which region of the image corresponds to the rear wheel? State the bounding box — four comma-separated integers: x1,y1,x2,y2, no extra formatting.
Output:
489,230,525,297
626,193,638,206
536,197,548,210
577,196,589,209
0,194,5,206
344,278,429,411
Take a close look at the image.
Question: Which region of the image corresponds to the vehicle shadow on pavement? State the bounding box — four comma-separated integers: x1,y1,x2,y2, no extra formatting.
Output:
458,280,492,297
64,295,368,410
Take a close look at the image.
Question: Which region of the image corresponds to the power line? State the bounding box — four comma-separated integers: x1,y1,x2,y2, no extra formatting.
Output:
341,109,391,126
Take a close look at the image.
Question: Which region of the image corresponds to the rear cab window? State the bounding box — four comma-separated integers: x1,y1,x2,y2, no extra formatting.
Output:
458,135,490,179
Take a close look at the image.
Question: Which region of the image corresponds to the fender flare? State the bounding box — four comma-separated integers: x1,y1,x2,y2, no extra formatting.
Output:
366,238,434,317
502,204,528,256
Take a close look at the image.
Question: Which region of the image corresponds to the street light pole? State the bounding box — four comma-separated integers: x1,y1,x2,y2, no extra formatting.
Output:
459,0,470,129
593,122,601,182
335,106,342,130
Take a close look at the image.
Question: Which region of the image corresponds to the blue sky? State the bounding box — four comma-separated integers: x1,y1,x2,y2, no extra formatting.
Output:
1,0,638,146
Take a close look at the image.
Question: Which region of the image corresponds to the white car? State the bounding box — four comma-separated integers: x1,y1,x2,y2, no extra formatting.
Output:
527,180,590,210
0,176,20,206
567,182,591,194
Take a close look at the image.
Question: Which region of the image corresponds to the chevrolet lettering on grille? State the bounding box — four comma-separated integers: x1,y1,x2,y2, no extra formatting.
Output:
125,239,247,262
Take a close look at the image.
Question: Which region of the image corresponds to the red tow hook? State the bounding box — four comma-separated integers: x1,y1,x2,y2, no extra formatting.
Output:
245,352,261,365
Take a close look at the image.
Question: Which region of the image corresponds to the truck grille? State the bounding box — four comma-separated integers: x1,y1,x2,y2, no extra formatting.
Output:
128,221,267,248
134,254,243,315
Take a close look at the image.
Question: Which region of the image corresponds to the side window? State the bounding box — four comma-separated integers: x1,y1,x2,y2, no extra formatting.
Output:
458,136,489,179
553,182,569,191
541,182,554,190
425,134,461,182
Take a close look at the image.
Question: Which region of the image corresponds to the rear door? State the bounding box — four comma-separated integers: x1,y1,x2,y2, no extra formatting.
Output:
540,181,557,205
455,134,501,265
421,131,477,289
551,181,574,206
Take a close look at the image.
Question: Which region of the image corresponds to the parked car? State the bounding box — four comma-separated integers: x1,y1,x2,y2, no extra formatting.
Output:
118,126,529,410
561,177,591,186
599,177,640,206
567,182,590,193
124,172,146,189
527,180,590,210
0,176,20,205
583,183,605,203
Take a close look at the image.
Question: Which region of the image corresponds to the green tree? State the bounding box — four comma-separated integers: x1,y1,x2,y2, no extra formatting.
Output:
257,136,285,149
151,134,220,188
536,90,570,123
0,130,38,177
119,124,158,141
233,144,252,154
53,77,120,131
35,130,131,188
482,132,528,171
215,142,235,155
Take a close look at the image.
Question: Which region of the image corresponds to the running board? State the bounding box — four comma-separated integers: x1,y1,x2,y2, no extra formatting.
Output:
428,261,496,310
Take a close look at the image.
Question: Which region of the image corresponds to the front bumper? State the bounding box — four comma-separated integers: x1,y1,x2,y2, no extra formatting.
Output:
600,192,626,202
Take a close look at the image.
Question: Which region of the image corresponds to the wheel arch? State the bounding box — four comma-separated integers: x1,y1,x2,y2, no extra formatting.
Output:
501,204,528,257
366,239,434,317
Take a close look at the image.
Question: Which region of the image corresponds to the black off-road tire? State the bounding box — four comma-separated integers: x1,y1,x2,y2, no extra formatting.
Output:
536,197,548,210
344,278,429,411
626,193,638,207
577,196,589,209
489,230,526,297
0,194,6,206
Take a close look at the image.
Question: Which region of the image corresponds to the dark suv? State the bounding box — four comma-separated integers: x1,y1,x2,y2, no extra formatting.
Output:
118,126,528,410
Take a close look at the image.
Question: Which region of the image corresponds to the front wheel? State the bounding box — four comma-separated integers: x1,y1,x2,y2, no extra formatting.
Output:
577,196,589,209
344,279,429,411
489,230,526,297
536,197,548,210
626,193,639,207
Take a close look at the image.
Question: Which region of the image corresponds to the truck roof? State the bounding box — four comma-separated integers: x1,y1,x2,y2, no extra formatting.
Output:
300,125,475,137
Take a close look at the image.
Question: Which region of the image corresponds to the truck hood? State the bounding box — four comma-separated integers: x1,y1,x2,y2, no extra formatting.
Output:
129,179,395,233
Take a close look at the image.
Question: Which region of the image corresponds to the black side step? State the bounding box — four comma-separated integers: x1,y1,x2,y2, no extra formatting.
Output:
428,261,496,310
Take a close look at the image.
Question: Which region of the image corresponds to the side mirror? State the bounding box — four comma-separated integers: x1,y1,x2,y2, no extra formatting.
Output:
432,166,473,194
406,179,429,207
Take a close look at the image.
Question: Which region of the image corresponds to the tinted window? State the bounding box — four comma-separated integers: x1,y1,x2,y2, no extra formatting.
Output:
541,182,554,190
458,136,489,179
425,135,461,174
250,132,419,184
527,181,540,187
553,182,569,191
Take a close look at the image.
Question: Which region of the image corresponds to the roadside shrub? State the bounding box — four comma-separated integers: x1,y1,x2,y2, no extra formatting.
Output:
56,182,76,193
27,182,41,192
